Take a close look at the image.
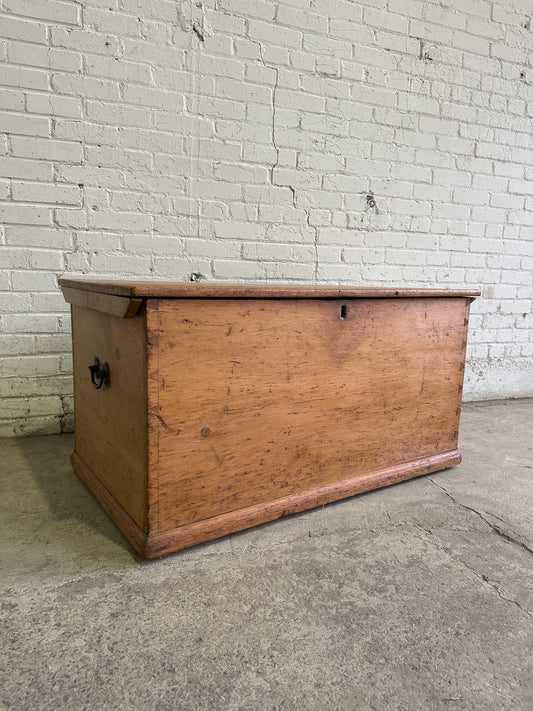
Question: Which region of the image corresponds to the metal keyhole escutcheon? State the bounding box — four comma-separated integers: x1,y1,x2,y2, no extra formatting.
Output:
89,357,110,389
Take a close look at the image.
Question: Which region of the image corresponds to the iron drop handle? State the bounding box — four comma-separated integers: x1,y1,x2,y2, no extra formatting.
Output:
89,357,110,390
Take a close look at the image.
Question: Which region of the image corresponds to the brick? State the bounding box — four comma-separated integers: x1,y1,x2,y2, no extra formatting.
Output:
86,144,151,171
364,7,409,33
0,14,47,43
248,19,302,50
205,5,247,32
91,211,152,233
241,243,314,262
214,163,269,184
11,270,57,292
89,252,152,274
10,136,83,163
86,100,152,128
12,181,81,205
0,89,25,111
51,73,121,102
216,77,272,105
419,115,459,136
4,0,79,25
0,64,48,90
266,224,315,243
28,248,64,270
330,19,370,46
0,416,62,437
491,43,527,63
7,40,80,71
26,93,82,118
0,354,61,377
0,333,35,359
87,7,138,37
509,179,533,195
263,262,315,280
0,292,32,312
54,120,120,147
208,220,266,241
213,260,264,280
198,54,244,80
413,184,452,202
453,188,490,205
303,32,351,59
219,0,275,21
0,203,51,225
277,5,327,33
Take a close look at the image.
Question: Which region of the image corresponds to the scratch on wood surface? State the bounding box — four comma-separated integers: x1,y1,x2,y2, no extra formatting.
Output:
211,446,223,466
154,414,168,431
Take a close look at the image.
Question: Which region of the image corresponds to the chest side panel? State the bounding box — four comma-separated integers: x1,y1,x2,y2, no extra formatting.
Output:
152,297,468,531
72,304,148,530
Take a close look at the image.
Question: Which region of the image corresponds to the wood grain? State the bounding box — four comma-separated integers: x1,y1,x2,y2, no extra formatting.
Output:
71,304,148,530
62,287,142,318
59,278,481,300
152,297,469,532
146,299,161,533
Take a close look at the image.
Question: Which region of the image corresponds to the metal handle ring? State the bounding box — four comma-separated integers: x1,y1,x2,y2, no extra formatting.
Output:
89,357,110,390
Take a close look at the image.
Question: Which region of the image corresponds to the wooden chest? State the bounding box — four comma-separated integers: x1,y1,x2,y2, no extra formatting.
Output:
60,279,479,559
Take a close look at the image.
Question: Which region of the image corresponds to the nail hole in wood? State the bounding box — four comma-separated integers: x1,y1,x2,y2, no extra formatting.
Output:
340,304,347,320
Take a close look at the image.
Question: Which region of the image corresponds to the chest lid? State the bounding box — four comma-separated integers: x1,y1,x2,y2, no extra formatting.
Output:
59,278,480,300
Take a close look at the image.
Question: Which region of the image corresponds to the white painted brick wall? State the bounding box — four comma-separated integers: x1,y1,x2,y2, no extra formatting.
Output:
1,0,532,436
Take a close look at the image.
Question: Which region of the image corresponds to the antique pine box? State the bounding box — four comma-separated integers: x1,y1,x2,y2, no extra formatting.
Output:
60,279,479,559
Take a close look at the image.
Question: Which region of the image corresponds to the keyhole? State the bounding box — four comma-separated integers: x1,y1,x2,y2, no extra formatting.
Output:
340,304,347,320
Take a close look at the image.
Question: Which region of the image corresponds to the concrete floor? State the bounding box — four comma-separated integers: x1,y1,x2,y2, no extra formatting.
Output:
0,400,532,711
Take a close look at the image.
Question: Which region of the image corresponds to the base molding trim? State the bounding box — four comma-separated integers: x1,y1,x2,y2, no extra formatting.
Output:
144,449,461,558
72,449,461,559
